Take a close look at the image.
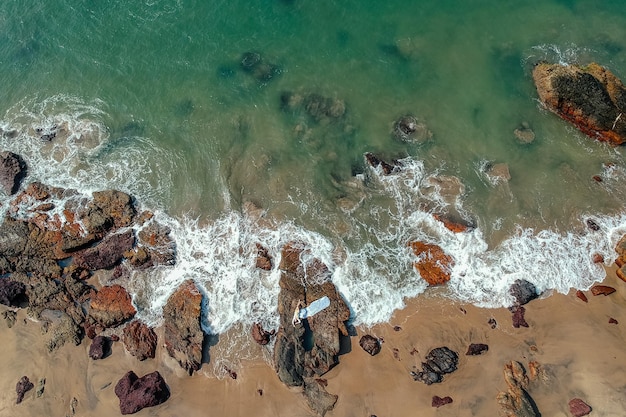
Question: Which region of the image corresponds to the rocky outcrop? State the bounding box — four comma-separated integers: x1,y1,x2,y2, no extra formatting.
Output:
533,62,626,145
497,361,540,417
80,190,136,236
73,231,135,270
409,242,454,286
114,371,170,415
273,241,350,415
255,243,273,271
303,378,338,417
365,152,398,175
89,285,136,328
0,151,27,195
123,320,158,361
162,280,204,375
16,376,34,404
359,335,381,356
411,347,459,385
0,279,26,306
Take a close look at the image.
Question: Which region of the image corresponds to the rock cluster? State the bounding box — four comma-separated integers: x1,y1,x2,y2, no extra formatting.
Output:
411,347,459,385
533,62,626,145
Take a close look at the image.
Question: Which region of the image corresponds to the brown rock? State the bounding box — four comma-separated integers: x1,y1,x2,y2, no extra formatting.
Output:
303,377,338,417
359,335,381,356
433,213,473,233
568,398,592,417
591,253,604,263
466,343,489,356
89,285,136,328
255,243,273,270
73,230,135,270
114,371,170,415
432,396,453,408
609,317,618,324
514,123,536,144
16,376,34,404
409,241,453,285
532,62,626,145
576,290,588,303
364,152,397,175
251,322,274,345
590,285,616,296
511,306,529,328
123,320,157,361
89,335,109,360
497,361,540,417
162,279,204,375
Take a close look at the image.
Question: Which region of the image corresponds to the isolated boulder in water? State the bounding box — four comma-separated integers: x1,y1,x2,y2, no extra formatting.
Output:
0,151,27,195
114,370,170,415
533,62,626,145
409,242,454,286
162,279,204,375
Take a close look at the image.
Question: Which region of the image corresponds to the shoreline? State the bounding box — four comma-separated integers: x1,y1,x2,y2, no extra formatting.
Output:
1,265,624,416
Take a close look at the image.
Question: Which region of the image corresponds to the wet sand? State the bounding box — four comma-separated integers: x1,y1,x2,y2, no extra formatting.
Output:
0,268,624,417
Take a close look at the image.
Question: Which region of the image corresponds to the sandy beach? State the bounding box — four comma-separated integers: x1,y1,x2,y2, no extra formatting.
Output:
1,264,624,417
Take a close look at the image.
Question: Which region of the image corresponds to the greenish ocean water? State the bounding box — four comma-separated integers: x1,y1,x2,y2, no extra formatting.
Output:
1,0,626,334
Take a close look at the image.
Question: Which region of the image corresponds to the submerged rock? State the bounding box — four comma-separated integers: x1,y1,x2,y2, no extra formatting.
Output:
392,114,432,143
115,370,170,415
162,279,204,375
0,151,27,195
533,62,626,145
240,51,281,82
514,122,536,144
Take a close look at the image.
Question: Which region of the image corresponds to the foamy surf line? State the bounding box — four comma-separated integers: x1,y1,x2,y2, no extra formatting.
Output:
0,96,624,337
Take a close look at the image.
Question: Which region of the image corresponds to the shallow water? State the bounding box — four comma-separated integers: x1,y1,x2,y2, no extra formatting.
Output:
1,0,626,334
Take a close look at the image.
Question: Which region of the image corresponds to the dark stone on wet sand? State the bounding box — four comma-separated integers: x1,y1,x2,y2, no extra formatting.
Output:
251,322,274,346
89,335,109,360
432,395,453,408
466,343,489,356
591,285,615,296
569,398,592,417
115,370,170,415
509,279,539,306
411,347,459,385
0,151,27,195
359,335,381,356
16,376,34,404
511,306,529,328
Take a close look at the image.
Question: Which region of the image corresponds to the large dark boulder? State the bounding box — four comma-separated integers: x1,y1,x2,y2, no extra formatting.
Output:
0,151,27,195
359,335,381,356
89,335,109,360
15,376,34,404
509,279,539,306
411,347,459,385
0,279,26,306
162,280,204,375
533,62,626,145
123,320,157,361
114,370,170,415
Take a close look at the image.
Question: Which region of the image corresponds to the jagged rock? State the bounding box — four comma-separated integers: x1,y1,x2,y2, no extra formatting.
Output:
364,152,398,175
16,376,34,404
89,335,109,360
3,310,17,327
497,361,540,417
432,396,453,408
409,242,454,286
123,320,157,361
0,151,27,195
303,378,338,417
576,290,588,302
591,285,615,296
392,114,432,143
79,190,136,237
359,335,381,356
433,213,474,233
411,347,459,385
0,279,26,306
511,306,529,328
533,62,626,145
89,285,136,328
466,343,489,356
274,241,350,389
509,279,539,306
162,279,204,375
135,221,176,267
251,322,274,346
569,398,592,416
255,243,273,271
73,230,135,270
44,310,83,352
114,370,170,415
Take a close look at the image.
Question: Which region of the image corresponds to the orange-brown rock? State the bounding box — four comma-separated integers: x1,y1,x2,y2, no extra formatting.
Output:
590,285,616,296
533,62,626,145
255,243,273,270
89,284,136,328
409,241,454,285
576,290,588,303
433,214,472,233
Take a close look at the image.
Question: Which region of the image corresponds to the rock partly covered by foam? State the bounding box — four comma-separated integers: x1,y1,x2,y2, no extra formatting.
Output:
273,241,349,415
497,361,540,417
411,347,459,385
162,279,204,375
533,62,626,145
114,370,170,415
409,242,454,286
89,285,136,328
509,279,539,306
123,320,158,361
0,151,27,195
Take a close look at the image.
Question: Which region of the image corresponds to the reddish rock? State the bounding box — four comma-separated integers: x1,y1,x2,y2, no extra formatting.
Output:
89,335,109,360
432,396,453,408
123,320,157,361
533,62,626,145
251,322,274,345
568,398,592,417
576,290,588,303
466,343,489,356
114,371,170,415
364,152,397,175
511,306,529,328
162,280,204,375
609,317,618,324
409,241,453,285
616,265,626,283
359,335,381,356
73,230,135,270
89,284,136,328
592,253,604,263
255,243,273,270
592,175,603,182
433,214,472,233
591,285,616,296
16,376,34,404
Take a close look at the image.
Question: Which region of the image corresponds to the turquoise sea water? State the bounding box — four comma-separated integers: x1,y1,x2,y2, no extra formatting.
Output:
1,1,626,338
